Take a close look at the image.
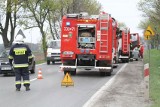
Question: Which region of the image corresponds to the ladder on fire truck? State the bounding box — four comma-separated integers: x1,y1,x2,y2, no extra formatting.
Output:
123,30,129,53
99,13,109,53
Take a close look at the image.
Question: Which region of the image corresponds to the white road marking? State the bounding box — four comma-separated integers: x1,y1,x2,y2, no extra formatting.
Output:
20,78,37,85
83,63,128,107
29,63,45,82
36,63,45,66
30,78,37,82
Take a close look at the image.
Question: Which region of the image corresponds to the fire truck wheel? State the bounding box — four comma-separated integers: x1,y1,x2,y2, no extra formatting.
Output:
106,71,111,76
106,68,113,76
70,70,76,75
64,71,70,75
126,59,129,63
121,60,125,63
47,60,50,65
100,72,106,76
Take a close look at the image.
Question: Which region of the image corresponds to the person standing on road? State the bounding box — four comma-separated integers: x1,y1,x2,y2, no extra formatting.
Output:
130,42,133,59
138,44,144,58
8,34,33,91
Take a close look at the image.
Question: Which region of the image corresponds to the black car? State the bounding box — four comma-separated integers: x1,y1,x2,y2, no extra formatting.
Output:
0,49,36,75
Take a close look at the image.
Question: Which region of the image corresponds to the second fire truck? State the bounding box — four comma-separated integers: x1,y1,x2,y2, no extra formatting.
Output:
118,28,131,63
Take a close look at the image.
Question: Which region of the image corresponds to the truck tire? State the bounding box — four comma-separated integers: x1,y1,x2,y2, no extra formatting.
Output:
64,70,70,75
47,60,50,65
122,60,126,63
106,71,111,76
126,59,129,63
106,68,113,76
100,72,106,76
70,69,76,76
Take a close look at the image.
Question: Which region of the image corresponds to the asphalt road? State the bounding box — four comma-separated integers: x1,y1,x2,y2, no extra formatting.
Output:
0,62,125,107
86,60,150,107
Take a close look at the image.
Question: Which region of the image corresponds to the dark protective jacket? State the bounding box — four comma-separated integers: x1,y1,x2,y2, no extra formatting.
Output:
8,43,33,68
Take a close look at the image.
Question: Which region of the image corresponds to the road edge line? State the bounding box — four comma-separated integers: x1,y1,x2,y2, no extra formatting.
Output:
83,63,128,107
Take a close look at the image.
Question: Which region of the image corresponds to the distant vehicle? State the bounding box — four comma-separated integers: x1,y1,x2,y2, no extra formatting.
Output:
0,49,36,75
130,33,140,61
46,39,61,65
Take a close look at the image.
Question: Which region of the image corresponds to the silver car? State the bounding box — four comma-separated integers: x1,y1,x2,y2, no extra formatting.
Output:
0,49,35,75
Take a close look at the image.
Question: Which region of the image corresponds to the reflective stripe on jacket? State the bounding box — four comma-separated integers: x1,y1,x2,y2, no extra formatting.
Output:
8,43,33,68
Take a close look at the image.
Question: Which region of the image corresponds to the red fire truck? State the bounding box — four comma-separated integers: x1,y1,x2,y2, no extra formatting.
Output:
60,12,116,76
118,28,131,62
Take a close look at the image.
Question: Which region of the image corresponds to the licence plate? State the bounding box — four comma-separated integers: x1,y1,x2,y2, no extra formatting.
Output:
1,67,12,70
54,57,60,59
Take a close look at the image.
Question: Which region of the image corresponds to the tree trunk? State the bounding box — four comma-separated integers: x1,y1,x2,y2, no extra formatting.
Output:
39,27,47,60
2,30,10,48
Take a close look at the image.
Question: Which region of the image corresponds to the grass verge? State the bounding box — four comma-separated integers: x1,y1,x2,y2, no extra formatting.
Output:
144,49,160,107
36,60,46,64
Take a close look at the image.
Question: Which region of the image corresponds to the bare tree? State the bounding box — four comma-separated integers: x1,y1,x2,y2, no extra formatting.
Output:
0,0,22,48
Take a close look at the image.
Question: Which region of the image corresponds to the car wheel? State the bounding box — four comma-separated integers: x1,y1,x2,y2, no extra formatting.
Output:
47,60,50,65
30,61,35,74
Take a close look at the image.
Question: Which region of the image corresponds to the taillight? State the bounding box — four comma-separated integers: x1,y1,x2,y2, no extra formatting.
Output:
62,51,74,57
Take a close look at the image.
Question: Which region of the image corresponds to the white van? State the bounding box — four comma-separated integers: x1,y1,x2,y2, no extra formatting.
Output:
46,39,61,65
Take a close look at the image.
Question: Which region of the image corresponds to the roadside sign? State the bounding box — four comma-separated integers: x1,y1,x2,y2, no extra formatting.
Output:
15,29,26,38
61,72,74,86
144,25,155,36
144,35,150,40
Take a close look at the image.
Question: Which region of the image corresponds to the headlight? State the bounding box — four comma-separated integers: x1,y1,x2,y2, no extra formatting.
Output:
47,52,51,56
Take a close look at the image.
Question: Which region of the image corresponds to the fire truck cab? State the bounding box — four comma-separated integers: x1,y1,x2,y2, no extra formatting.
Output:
60,12,115,76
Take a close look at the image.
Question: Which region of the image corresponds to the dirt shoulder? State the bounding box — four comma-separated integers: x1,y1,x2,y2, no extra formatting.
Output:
88,60,151,107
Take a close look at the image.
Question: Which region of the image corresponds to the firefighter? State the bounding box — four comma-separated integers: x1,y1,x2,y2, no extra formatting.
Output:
8,34,33,91
130,42,133,59
138,44,144,58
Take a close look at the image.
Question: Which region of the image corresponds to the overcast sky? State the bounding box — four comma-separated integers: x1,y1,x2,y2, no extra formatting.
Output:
0,0,144,44
97,0,143,34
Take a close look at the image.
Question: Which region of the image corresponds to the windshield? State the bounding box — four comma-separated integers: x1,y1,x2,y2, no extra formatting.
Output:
78,26,96,49
0,50,9,58
48,40,61,49
131,34,138,42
